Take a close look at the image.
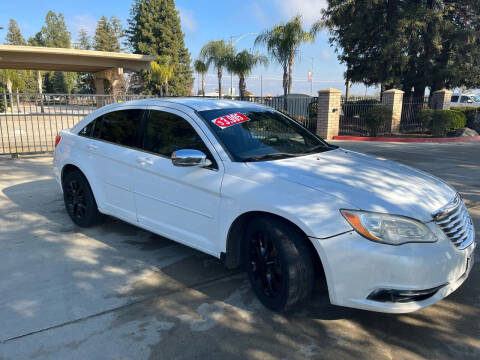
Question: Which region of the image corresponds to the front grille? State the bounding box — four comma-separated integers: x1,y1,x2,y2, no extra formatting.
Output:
433,195,474,250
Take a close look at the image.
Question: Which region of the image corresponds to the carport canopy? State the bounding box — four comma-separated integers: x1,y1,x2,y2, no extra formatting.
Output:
0,45,155,94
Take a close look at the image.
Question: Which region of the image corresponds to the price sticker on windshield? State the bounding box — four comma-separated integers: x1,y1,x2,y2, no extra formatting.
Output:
212,113,250,129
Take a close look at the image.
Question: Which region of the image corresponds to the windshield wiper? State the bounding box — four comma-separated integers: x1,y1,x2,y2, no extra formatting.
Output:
242,153,297,162
302,144,333,154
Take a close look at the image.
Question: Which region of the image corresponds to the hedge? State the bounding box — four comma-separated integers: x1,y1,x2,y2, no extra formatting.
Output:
419,109,466,136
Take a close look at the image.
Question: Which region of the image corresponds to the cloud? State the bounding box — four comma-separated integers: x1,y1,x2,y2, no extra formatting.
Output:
273,0,326,26
68,14,98,37
178,7,197,34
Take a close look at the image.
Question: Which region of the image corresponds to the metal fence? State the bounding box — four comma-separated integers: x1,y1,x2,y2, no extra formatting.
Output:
0,93,317,155
401,97,430,133
339,97,385,136
237,96,318,131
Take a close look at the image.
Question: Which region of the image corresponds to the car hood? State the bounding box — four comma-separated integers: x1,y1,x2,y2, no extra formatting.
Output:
245,148,456,222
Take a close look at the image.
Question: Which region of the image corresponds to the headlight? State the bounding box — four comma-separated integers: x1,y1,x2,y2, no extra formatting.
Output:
340,210,438,245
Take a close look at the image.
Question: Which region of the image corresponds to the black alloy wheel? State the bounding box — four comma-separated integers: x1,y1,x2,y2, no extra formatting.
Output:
62,170,102,227
244,216,314,312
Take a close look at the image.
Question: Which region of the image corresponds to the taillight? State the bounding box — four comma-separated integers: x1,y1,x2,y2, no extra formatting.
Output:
55,135,61,148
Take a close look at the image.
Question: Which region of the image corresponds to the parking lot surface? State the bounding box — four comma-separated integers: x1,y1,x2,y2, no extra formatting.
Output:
0,141,479,360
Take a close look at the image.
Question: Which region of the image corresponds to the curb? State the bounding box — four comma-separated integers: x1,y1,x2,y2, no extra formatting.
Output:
332,135,480,143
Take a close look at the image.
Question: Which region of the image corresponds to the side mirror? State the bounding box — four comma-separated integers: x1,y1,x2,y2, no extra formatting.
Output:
171,149,212,167
467,99,473,103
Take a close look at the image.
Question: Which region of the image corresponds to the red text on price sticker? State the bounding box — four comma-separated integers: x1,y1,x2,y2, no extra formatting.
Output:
212,113,250,129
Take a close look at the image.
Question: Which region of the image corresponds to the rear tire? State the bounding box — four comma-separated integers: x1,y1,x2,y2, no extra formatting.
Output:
62,170,102,227
244,216,314,312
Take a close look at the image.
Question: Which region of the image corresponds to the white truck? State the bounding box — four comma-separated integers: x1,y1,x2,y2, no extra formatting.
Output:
450,93,480,107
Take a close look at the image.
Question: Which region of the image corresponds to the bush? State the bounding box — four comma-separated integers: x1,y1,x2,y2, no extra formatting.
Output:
0,97,4,113
420,109,466,136
452,106,479,129
361,106,392,136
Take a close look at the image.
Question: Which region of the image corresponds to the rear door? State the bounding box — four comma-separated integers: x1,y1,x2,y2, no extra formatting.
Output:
133,107,224,255
86,107,146,222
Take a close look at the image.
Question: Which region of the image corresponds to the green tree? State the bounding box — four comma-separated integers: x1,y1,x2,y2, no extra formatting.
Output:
6,19,26,45
256,15,315,96
75,29,92,50
322,0,480,98
200,40,234,98
74,30,94,93
227,50,268,98
150,56,175,96
128,0,193,95
193,59,207,96
94,16,123,52
32,11,75,93
39,11,71,48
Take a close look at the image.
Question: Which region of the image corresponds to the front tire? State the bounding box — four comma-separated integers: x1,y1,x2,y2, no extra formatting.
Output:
62,170,101,227
244,216,314,312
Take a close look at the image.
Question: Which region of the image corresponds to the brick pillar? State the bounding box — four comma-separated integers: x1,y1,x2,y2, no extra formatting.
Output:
316,88,342,140
382,89,404,134
431,89,452,110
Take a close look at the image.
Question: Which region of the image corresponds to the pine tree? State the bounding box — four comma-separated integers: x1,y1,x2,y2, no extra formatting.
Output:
94,16,122,52
76,29,92,50
128,0,193,95
40,11,71,48
5,19,26,45
33,11,75,93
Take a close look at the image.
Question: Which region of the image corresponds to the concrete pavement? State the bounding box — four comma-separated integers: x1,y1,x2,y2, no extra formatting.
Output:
0,141,479,359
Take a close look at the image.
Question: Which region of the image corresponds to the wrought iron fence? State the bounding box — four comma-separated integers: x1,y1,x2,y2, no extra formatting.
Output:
0,93,318,155
401,97,430,133
339,98,385,136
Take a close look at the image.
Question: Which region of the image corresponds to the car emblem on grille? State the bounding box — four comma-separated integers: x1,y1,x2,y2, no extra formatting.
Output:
432,194,461,220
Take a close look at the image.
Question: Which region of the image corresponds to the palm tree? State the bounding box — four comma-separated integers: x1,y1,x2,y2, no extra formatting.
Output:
255,15,316,98
194,59,207,96
150,57,175,96
227,50,268,99
200,40,234,99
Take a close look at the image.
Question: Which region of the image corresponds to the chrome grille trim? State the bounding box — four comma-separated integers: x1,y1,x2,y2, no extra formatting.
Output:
433,194,475,250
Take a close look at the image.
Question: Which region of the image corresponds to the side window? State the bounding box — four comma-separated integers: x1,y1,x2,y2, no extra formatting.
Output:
78,118,96,137
96,109,143,147
451,95,459,103
460,96,469,103
143,110,213,160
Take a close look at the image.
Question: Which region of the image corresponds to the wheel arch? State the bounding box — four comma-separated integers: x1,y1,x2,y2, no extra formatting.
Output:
60,163,101,208
223,211,324,278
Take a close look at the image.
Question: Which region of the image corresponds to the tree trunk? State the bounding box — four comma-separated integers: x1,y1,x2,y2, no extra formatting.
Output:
283,64,288,110
345,78,351,101
201,73,205,97
165,81,169,96
6,77,13,111
218,67,222,99
37,71,45,113
239,74,246,99
288,50,295,94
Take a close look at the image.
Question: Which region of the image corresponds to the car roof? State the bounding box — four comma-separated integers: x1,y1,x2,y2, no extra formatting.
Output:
107,97,269,112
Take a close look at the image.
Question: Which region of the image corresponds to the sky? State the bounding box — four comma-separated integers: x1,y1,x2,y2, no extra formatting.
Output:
0,0,378,96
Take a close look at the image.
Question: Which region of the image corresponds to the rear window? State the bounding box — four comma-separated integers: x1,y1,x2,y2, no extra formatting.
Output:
95,109,144,147
451,95,459,102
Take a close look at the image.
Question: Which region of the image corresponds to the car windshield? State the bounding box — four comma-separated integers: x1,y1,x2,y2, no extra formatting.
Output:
472,96,480,102
198,107,332,162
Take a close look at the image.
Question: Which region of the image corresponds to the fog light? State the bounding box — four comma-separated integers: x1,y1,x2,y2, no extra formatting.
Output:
367,284,447,303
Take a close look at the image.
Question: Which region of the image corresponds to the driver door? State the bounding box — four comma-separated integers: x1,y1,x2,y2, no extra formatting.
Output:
133,107,224,255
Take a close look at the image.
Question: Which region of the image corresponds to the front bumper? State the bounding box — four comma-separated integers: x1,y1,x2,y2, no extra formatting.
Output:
311,227,476,313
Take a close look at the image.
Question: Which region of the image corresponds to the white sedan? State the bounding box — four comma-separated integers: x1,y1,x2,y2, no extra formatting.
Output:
53,98,476,313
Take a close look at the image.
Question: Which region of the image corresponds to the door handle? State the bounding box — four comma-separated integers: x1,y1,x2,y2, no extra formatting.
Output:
86,144,98,150
136,157,153,166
